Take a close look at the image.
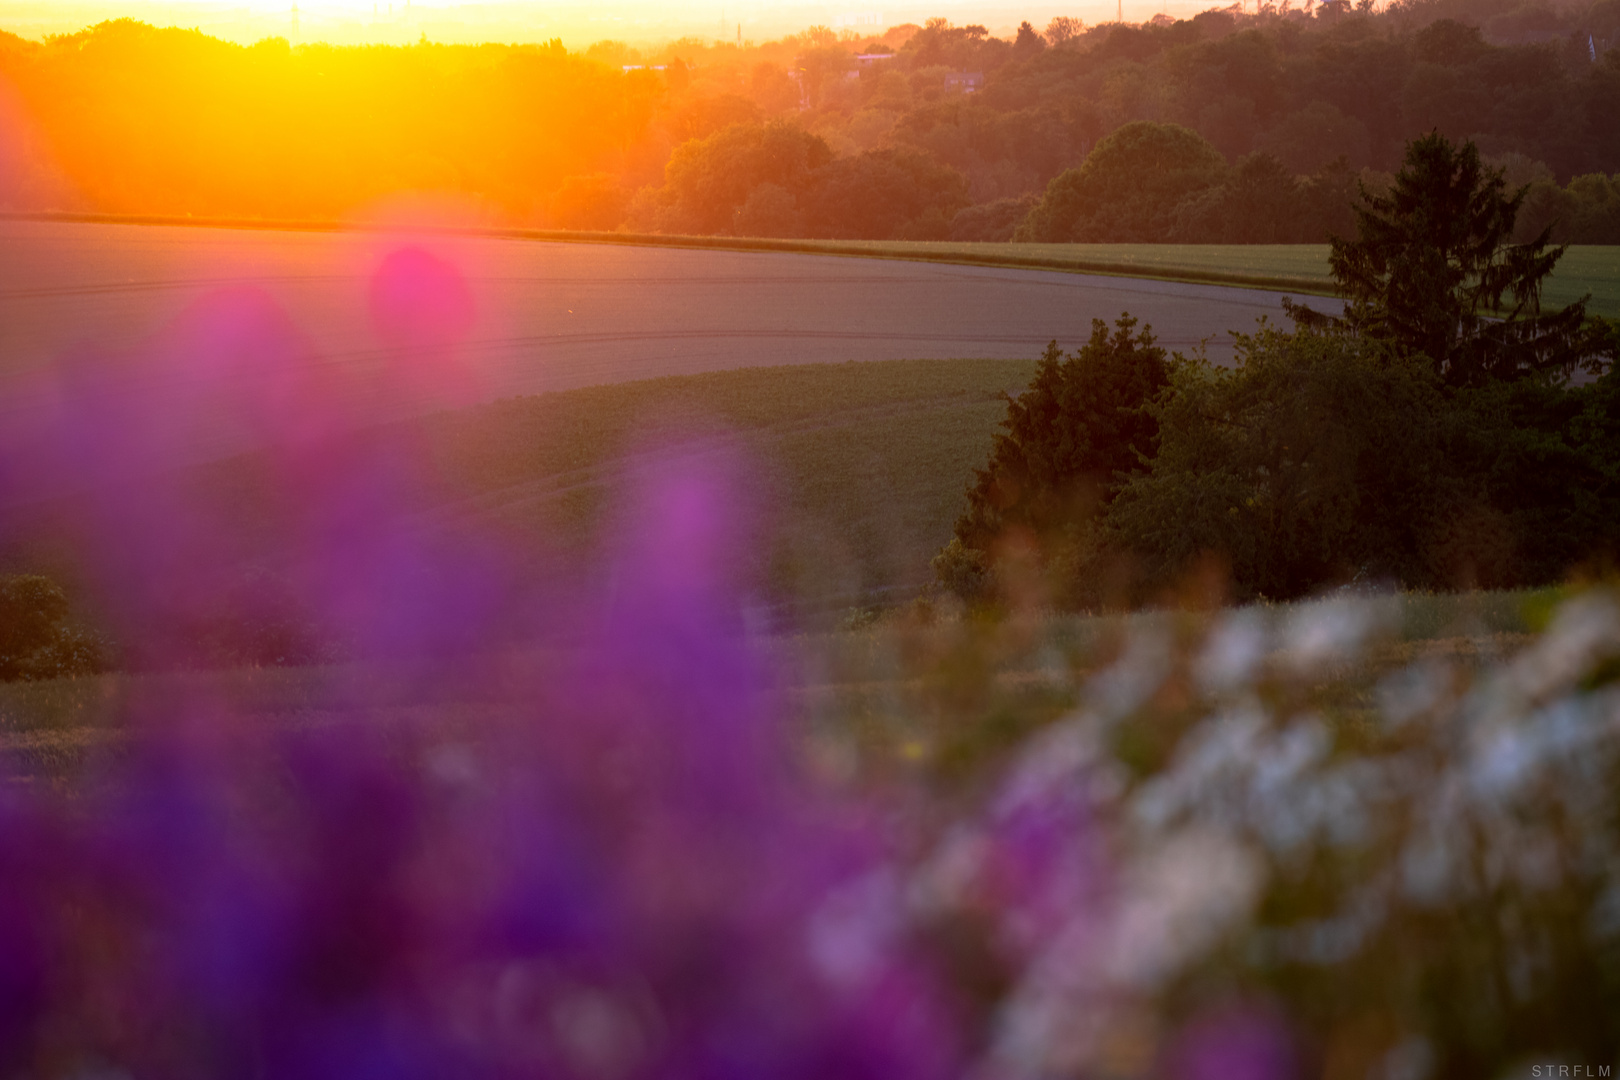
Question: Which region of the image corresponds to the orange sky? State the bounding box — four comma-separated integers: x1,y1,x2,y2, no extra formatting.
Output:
0,0,1217,46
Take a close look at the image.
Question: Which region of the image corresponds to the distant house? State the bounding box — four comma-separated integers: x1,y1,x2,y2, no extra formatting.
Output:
944,71,984,93
785,69,812,109
854,52,898,69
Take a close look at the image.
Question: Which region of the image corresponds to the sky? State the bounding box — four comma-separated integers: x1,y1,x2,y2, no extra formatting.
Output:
0,0,1219,47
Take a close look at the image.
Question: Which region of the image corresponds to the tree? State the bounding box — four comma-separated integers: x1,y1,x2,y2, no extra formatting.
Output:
748,62,802,114
1255,101,1370,174
1044,16,1084,46
663,56,691,92
732,182,803,237
949,194,1037,241
934,315,1170,599
1319,131,1598,386
1429,370,1620,588
1014,122,1228,242
803,147,969,239
903,17,1005,71
1012,21,1046,58
1514,171,1620,245
1104,319,1620,599
0,574,103,681
548,173,627,230
1171,152,1309,242
655,121,832,233
792,43,853,108
1106,327,1446,599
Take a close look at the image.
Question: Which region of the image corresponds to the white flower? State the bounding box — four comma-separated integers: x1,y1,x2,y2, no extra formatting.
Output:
1100,826,1263,989
1087,618,1174,720
1280,596,1396,675
1195,608,1270,696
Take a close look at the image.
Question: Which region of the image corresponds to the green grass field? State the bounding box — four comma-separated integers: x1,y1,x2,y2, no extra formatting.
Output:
417,357,1038,607
699,240,1618,318
502,232,1618,318
0,350,1599,780
0,357,1030,623
21,215,1613,316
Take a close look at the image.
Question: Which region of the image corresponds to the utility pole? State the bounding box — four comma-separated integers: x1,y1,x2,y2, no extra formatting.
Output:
1117,0,1123,22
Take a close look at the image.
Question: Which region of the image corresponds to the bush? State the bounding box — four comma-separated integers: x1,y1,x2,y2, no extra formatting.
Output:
1096,326,1620,600
1106,326,1447,600
1428,369,1620,588
0,574,103,681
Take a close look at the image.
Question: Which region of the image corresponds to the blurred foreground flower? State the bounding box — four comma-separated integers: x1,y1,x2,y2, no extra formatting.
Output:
0,455,962,1078
5,253,1620,1080
0,252,968,1077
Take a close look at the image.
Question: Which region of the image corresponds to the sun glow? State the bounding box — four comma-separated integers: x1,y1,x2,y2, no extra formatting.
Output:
0,0,1219,48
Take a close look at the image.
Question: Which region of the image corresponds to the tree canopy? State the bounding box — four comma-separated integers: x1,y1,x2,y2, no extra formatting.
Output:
1013,122,1228,242
654,120,834,234
636,121,969,239
945,133,1620,604
4,6,1619,238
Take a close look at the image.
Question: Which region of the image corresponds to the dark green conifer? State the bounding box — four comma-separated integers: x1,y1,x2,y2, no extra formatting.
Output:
1317,131,1598,385
935,315,1170,598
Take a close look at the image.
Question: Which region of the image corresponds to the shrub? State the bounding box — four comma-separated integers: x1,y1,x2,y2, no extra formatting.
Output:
1104,325,1620,599
1429,367,1620,587
1106,325,1446,600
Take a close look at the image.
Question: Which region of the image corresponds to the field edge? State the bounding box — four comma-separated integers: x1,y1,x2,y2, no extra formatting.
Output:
1,210,1344,297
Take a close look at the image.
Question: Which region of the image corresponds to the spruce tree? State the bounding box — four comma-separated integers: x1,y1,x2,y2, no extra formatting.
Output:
1318,131,1597,386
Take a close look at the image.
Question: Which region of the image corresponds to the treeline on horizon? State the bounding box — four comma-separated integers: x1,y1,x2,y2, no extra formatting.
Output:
1,0,1619,243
